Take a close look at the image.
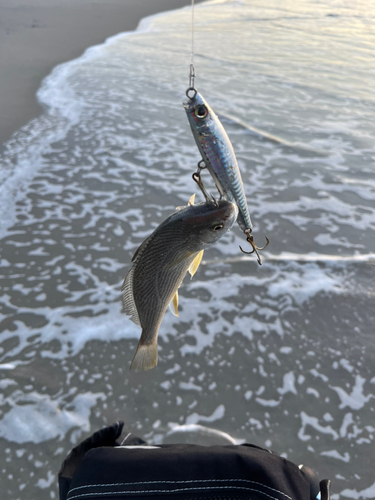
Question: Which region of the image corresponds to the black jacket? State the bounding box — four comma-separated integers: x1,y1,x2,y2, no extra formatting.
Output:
59,422,330,500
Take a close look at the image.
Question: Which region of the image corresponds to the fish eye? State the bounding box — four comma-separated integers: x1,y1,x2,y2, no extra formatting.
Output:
195,105,208,119
212,223,224,231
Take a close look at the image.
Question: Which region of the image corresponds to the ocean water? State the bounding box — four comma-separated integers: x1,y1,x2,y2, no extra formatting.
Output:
0,0,374,498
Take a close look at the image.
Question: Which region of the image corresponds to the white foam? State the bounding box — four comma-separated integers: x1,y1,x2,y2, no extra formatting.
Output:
179,381,203,392
0,292,140,361
0,390,105,444
277,372,297,395
205,252,375,264
0,379,17,389
186,404,225,425
340,413,354,438
36,471,55,489
320,449,350,463
2,247,356,363
0,363,16,370
330,375,373,411
340,481,375,499
255,397,280,407
306,388,320,399
298,411,339,442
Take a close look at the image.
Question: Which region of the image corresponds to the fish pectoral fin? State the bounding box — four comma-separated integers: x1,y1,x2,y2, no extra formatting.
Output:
162,250,194,269
188,250,204,278
168,290,179,317
130,337,158,371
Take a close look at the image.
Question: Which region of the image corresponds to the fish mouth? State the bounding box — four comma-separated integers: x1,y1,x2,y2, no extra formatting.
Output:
182,99,192,110
209,200,239,222
221,201,239,222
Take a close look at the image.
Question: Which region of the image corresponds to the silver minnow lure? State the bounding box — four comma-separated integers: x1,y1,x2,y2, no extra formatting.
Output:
121,196,238,371
183,90,268,264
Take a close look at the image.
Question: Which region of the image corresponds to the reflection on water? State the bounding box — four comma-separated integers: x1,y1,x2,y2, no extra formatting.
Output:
0,0,374,498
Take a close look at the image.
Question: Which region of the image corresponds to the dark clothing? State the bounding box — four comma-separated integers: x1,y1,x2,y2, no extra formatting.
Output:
59,422,330,500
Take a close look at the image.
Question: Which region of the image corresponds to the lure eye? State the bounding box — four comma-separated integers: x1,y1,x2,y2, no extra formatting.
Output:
212,223,224,231
195,105,208,119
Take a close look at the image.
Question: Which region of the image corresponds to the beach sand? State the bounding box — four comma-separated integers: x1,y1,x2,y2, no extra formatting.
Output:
0,0,199,146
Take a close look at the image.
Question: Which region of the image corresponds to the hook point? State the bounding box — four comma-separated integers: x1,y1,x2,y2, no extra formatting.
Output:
239,232,269,265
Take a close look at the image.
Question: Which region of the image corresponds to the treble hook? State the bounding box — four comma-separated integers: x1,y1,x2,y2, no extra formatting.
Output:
239,229,270,266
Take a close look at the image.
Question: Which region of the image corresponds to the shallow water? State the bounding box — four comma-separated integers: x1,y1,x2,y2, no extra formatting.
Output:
0,0,374,498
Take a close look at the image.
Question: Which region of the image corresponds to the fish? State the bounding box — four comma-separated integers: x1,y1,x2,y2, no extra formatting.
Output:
183,90,269,264
121,196,238,371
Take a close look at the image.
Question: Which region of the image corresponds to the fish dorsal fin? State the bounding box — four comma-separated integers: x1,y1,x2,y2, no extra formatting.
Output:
188,194,195,206
131,233,154,263
168,290,179,317
188,249,204,278
121,233,155,326
121,264,141,326
176,194,196,210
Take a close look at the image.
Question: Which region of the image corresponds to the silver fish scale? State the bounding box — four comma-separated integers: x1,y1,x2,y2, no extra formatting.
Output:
203,130,250,232
202,121,251,232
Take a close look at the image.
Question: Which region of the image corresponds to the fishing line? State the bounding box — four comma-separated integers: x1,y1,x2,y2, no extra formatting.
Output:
191,0,194,69
188,0,196,94
183,1,269,264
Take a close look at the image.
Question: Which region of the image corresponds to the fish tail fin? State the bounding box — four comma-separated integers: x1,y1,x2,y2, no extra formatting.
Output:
130,336,158,371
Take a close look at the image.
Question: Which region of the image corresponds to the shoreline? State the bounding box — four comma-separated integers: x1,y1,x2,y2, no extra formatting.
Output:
0,0,202,146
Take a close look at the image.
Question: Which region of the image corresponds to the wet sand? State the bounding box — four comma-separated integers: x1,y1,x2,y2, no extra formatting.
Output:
0,0,200,146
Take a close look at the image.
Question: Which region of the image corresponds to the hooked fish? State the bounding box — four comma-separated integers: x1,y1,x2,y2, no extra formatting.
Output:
121,195,238,371
183,90,269,264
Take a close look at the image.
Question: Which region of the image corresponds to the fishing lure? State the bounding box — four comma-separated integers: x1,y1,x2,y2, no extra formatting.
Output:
184,86,269,265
